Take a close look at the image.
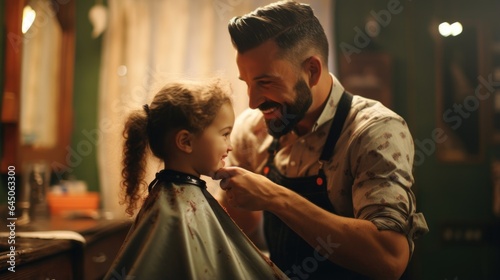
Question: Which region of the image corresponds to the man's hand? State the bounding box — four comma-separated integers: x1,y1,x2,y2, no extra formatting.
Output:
213,166,284,211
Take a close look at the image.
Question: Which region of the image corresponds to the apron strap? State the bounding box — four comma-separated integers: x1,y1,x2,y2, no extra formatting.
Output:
263,138,280,175
319,91,353,163
265,91,353,173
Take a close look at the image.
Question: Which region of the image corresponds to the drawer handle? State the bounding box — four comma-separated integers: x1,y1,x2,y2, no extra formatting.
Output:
92,252,107,263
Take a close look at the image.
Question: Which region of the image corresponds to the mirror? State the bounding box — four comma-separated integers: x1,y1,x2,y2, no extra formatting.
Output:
1,0,75,172
21,0,62,148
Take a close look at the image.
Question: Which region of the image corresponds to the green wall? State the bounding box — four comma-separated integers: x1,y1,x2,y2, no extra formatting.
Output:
336,0,499,279
69,0,102,192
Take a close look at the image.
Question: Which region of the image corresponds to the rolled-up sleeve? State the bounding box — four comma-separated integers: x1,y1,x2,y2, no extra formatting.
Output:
350,117,429,255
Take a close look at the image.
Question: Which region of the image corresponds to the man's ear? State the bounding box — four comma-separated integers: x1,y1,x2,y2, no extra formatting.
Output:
175,129,194,153
303,55,322,87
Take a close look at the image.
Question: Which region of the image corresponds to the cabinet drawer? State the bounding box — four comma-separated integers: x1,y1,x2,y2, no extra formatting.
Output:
84,229,128,280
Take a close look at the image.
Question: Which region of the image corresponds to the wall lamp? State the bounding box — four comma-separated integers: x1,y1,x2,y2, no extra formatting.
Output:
438,21,463,37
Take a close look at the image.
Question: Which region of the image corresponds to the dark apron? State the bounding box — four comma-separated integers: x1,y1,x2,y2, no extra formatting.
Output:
263,92,368,279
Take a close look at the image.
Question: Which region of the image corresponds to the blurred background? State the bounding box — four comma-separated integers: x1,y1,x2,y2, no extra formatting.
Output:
0,0,499,279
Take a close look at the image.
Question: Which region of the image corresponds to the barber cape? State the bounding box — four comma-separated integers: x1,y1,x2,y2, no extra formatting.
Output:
104,170,286,280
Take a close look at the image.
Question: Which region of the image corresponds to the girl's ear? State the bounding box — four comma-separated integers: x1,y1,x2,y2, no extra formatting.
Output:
175,129,194,153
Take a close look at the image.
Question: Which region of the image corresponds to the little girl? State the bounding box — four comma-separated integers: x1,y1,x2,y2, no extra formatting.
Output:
104,79,286,279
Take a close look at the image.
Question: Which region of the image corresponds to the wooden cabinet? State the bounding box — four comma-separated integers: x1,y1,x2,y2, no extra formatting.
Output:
0,239,75,279
83,223,130,280
0,217,131,280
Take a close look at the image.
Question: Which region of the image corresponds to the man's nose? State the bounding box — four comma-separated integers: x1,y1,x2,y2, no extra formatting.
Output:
247,86,265,109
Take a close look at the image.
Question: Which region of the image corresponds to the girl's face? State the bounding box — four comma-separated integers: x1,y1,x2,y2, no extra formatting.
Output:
192,102,235,177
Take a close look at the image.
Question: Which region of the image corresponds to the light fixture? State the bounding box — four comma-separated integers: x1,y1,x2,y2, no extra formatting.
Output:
438,21,463,37
22,5,36,34
450,22,463,36
438,22,451,37
89,3,108,38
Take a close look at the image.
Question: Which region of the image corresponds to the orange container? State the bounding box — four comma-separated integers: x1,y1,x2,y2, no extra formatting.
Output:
47,192,100,215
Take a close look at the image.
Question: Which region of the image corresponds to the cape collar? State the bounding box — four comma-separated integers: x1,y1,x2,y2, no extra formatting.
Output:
148,169,206,192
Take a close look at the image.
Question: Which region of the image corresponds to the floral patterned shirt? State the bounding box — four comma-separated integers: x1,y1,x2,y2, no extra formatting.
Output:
228,74,429,254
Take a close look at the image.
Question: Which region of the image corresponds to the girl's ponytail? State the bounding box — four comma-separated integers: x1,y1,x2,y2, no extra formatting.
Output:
121,109,149,216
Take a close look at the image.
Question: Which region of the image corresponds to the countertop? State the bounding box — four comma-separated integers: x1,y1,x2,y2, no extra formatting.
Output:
0,214,132,272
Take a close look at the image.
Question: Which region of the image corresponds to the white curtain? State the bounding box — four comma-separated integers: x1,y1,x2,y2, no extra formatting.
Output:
97,0,335,218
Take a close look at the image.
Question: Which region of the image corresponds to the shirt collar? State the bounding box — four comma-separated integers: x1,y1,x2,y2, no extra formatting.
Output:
312,73,345,132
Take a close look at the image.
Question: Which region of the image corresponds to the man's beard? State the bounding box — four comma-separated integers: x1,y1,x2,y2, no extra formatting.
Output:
262,78,312,138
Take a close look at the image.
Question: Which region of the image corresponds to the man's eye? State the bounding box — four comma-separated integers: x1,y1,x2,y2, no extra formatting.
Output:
258,80,271,86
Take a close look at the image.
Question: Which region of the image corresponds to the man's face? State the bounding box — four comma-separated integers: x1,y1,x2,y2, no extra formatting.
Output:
236,40,312,138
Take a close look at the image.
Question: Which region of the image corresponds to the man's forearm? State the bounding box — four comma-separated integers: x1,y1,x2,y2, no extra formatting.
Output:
266,185,409,280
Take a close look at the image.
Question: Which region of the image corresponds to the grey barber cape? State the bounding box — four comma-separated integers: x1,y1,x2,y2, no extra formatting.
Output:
104,170,286,280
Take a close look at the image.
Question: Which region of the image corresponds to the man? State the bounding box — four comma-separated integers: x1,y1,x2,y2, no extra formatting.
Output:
214,1,428,279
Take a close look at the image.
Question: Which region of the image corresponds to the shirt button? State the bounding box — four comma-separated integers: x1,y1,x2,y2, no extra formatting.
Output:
290,161,296,166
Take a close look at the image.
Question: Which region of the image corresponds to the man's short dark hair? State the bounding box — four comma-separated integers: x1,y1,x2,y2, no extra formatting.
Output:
228,0,329,65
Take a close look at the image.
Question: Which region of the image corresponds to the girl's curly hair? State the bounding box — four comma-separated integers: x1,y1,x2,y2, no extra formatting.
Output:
121,79,232,216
